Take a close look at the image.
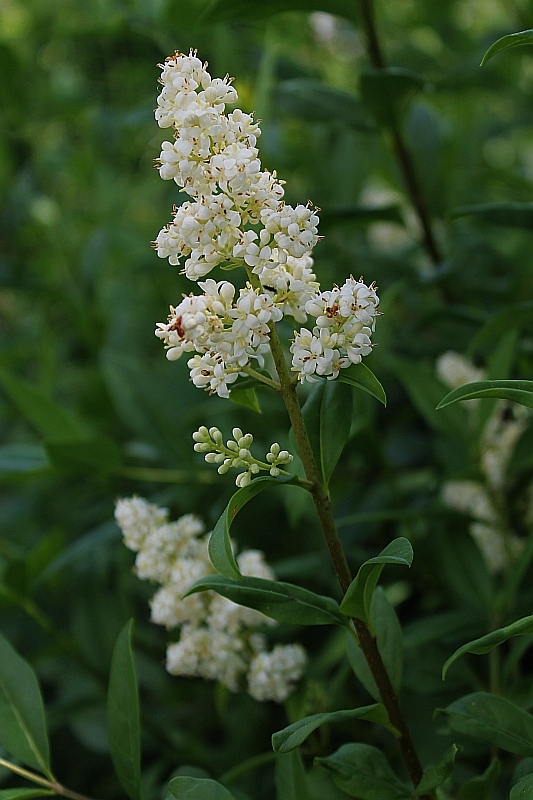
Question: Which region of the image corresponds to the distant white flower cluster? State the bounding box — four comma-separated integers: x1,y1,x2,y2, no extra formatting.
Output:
193,426,294,487
437,351,527,572
115,496,306,701
153,51,379,394
290,277,379,382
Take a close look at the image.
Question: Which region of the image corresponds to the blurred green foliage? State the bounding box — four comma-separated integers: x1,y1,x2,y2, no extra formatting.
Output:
3,0,533,797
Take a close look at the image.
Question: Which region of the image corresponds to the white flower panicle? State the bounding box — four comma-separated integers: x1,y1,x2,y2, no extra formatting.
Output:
154,50,318,281
193,426,294,487
154,52,379,391
290,276,379,382
114,497,306,700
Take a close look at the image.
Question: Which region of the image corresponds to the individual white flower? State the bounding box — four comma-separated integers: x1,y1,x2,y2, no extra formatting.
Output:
248,644,307,702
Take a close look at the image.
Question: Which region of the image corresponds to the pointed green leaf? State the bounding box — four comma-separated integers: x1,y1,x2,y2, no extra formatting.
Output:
416,745,457,795
443,615,533,679
107,619,142,800
275,751,311,800
167,776,236,800
272,704,396,753
0,368,86,442
511,774,533,800
185,575,348,627
449,202,533,228
0,631,51,776
437,380,533,410
345,588,404,699
337,363,387,406
339,539,413,623
474,328,518,433
315,743,415,799
438,693,533,756
481,30,533,65
301,381,353,484
209,476,296,580
228,387,261,413
459,758,500,800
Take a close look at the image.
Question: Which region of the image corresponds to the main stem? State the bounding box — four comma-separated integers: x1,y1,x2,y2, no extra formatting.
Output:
267,319,426,791
358,0,442,266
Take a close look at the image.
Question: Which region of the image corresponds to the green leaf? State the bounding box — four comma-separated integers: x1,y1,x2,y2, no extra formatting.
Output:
209,476,296,580
360,67,423,128
437,380,533,410
0,367,86,442
345,589,404,699
0,631,51,776
337,363,387,406
272,704,395,753
45,437,122,473
481,30,533,65
0,444,49,477
416,745,457,795
301,380,353,484
107,619,142,800
467,301,533,354
229,387,261,413
167,776,236,800
442,615,533,679
0,792,54,800
275,751,311,800
276,79,375,131
511,774,533,800
459,758,500,800
438,693,533,756
184,575,348,627
339,539,413,623
449,202,533,228
474,328,518,433
315,743,415,799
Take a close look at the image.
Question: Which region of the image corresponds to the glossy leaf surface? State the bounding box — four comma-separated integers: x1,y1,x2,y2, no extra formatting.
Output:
481,30,533,65
167,776,236,800
437,380,533,410
316,743,415,799
185,575,348,627
337,363,387,406
272,704,394,752
107,619,142,800
416,745,457,795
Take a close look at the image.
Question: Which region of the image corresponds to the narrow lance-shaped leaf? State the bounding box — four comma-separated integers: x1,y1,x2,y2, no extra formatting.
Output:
275,751,311,800
166,776,237,800
437,380,533,411
228,387,261,413
438,693,533,757
209,476,297,580
416,745,457,795
339,539,413,624
185,575,349,627
0,631,52,777
337,363,387,406
481,30,533,65
443,614,533,678
301,381,353,485
272,704,397,753
315,743,415,799
107,619,143,800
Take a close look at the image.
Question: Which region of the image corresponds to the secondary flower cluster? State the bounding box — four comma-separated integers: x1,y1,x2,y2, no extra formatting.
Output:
290,277,379,382
437,351,527,572
193,425,294,487
153,51,379,393
115,497,306,701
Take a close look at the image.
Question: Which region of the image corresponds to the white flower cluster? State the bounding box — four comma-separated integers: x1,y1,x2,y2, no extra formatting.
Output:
290,277,379,382
155,278,282,398
154,52,379,391
437,351,528,572
193,426,294,487
154,50,319,281
115,497,306,701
